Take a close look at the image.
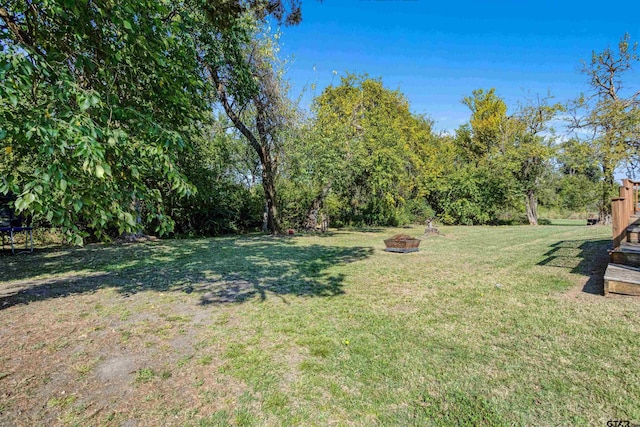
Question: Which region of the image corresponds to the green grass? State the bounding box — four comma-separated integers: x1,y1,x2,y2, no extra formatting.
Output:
135,368,156,384
1,222,639,426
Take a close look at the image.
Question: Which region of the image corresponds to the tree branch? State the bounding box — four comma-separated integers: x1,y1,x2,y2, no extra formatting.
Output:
0,6,46,57
208,62,264,162
0,6,32,45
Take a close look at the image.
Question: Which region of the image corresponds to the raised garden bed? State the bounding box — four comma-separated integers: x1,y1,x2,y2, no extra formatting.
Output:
384,234,420,253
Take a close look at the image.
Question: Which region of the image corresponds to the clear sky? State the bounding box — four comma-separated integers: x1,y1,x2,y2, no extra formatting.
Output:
278,0,640,133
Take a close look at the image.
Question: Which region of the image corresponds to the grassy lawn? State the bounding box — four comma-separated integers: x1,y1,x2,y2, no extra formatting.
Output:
1,222,638,426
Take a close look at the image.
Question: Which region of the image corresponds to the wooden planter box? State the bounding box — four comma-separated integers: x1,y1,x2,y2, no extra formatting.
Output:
384,234,421,253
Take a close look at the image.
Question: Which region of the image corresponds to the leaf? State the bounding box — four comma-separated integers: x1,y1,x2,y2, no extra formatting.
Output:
0,129,6,140
60,179,68,191
96,164,105,178
74,199,83,212
123,20,132,30
154,55,166,67
124,212,135,227
79,96,91,111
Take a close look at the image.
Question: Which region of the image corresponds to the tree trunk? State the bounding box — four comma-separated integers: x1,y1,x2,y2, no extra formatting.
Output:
304,197,322,231
525,189,538,225
303,182,332,231
209,65,281,234
599,166,614,224
119,196,144,241
261,159,280,234
261,202,268,232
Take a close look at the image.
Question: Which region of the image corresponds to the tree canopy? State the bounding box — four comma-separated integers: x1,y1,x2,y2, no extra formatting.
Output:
0,0,210,243
569,33,640,221
0,0,304,242
295,74,442,226
1,5,634,241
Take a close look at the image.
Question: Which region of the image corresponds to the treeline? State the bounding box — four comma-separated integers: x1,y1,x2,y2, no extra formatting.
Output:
1,1,638,243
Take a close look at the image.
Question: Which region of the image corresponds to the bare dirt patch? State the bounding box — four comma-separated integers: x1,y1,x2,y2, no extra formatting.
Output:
96,356,140,383
0,285,250,426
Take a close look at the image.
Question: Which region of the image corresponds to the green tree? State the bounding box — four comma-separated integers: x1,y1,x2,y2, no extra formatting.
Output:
281,118,350,230
433,162,515,225
451,89,517,224
569,33,640,223
302,74,441,227
166,114,263,236
557,138,601,180
0,0,305,242
201,0,304,28
458,89,561,225
460,88,508,161
199,18,297,234
509,97,563,225
558,174,600,213
0,0,206,244
545,138,601,215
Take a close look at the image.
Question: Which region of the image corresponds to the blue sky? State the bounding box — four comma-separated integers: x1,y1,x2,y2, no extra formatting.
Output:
278,0,640,133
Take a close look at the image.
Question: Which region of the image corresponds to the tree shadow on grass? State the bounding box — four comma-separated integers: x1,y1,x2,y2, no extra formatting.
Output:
343,227,387,233
538,222,587,226
537,238,611,295
295,227,388,239
0,236,374,309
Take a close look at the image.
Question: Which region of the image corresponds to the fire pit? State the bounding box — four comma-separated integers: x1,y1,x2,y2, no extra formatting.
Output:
383,234,421,253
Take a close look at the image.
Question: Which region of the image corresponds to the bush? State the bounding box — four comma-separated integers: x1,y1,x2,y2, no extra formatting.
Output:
429,164,517,225
401,198,436,224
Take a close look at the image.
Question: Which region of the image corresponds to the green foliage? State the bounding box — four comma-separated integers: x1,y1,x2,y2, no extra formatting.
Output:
558,174,600,212
536,138,602,214
569,33,640,218
460,88,508,160
197,14,298,234
279,115,351,229
277,178,315,229
557,138,601,180
400,198,436,225
537,137,602,216
432,163,517,225
448,89,560,225
0,0,207,243
2,5,629,237
166,117,263,236
0,0,303,242
201,0,303,29
288,73,443,227
440,89,518,225
509,98,562,188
